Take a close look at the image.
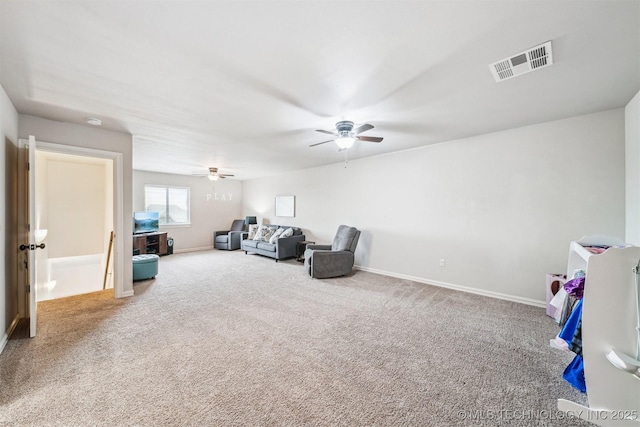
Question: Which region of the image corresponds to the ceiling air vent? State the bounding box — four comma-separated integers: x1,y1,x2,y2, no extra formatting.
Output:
489,41,553,82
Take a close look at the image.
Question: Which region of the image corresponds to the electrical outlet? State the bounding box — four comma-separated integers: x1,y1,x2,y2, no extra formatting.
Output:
439,259,446,267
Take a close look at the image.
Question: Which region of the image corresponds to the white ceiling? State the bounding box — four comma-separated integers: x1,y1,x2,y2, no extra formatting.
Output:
1,1,639,180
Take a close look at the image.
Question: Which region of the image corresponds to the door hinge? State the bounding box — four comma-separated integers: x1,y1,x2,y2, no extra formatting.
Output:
25,284,31,293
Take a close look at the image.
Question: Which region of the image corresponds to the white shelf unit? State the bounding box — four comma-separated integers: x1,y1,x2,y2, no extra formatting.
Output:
555,236,640,426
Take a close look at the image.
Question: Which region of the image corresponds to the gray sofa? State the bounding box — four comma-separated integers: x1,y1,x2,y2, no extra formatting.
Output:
241,225,305,262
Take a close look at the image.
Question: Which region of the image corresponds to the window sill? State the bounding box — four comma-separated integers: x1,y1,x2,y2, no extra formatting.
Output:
160,224,191,229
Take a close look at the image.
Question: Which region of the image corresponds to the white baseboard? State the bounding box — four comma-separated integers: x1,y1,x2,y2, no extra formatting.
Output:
0,314,22,355
173,246,211,254
354,265,546,308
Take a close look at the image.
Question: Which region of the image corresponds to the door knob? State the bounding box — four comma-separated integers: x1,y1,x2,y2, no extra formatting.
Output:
19,243,46,251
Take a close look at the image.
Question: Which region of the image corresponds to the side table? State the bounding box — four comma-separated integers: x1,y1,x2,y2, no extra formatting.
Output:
296,240,315,263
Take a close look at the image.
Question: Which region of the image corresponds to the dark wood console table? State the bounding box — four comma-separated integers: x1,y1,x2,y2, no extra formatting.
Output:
133,232,168,256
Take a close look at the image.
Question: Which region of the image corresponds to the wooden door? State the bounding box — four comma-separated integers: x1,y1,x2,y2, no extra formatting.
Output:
18,136,41,337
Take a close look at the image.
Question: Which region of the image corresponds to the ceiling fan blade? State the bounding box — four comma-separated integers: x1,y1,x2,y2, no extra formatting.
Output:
357,135,383,143
219,174,234,178
315,129,337,136
353,123,373,135
309,140,333,147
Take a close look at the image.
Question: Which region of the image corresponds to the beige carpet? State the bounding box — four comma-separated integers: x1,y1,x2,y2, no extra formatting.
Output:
0,250,589,426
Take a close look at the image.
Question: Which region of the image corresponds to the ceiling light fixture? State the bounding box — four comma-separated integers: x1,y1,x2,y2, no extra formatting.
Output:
335,131,355,150
208,172,219,181
86,117,102,126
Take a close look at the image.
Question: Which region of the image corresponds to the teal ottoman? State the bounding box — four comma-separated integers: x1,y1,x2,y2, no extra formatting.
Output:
133,254,159,281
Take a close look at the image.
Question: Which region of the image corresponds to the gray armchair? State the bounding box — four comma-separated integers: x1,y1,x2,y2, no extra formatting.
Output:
304,225,360,278
213,219,246,250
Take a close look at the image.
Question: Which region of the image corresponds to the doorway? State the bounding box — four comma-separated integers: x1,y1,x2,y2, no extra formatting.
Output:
17,138,125,333
35,151,114,301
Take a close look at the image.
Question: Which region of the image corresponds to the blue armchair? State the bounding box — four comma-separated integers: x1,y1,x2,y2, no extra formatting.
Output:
213,219,245,250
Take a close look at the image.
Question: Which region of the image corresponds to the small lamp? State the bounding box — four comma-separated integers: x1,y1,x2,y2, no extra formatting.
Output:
245,216,257,227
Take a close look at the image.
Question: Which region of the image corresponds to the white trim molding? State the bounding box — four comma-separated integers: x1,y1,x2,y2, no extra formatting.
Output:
355,265,546,308
0,314,21,355
174,246,212,254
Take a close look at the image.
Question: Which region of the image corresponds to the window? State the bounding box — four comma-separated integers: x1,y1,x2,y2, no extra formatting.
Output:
144,185,190,226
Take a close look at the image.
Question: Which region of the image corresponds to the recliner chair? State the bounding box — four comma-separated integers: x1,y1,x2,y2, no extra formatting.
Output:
304,225,360,278
213,219,245,250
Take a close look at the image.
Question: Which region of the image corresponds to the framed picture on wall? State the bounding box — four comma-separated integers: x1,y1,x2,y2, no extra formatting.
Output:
275,195,295,217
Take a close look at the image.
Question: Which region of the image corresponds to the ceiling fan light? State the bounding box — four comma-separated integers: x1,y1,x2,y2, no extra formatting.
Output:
335,136,355,150
208,173,219,181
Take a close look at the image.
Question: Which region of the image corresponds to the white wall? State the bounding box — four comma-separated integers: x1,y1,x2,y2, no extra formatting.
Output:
19,114,134,296
626,90,640,245
243,109,626,304
44,158,108,258
133,170,243,251
0,83,19,351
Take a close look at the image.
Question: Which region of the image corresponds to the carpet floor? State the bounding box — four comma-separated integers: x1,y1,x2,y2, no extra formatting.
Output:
0,250,590,426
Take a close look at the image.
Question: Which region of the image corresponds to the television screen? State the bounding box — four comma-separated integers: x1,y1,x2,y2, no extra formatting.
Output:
133,211,160,234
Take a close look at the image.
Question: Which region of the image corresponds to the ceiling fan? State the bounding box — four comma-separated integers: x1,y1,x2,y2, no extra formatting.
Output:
310,121,383,150
192,167,234,181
